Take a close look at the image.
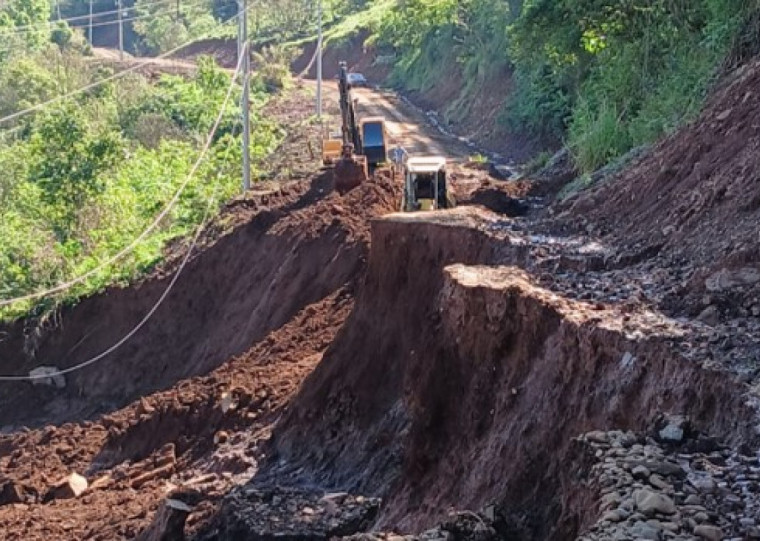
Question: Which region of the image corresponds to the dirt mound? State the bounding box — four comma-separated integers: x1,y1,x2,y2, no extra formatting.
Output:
174,38,238,69
0,166,400,539
292,31,392,82
0,170,398,430
559,59,760,314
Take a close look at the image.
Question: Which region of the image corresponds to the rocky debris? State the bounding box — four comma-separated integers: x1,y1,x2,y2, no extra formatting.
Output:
136,497,193,541
46,472,88,501
577,427,760,541
124,443,177,490
343,509,504,541
28,366,66,389
0,479,36,506
209,486,381,540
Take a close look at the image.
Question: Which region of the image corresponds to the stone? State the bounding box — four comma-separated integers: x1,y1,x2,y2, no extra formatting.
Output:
587,431,610,444
602,510,623,523
685,495,702,505
693,525,724,541
0,481,31,506
646,461,685,479
649,474,671,491
635,489,677,516
633,465,652,480
705,267,760,292
694,512,709,523
630,520,664,540
50,472,88,500
29,366,66,389
696,306,721,326
659,424,685,444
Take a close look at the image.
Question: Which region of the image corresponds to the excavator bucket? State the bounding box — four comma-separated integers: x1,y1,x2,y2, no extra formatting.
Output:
333,144,368,195
334,155,368,195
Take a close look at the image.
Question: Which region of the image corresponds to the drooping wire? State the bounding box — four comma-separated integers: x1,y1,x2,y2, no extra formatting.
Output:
0,46,247,381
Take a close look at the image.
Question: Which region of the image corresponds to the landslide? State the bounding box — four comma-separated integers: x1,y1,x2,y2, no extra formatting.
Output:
559,57,760,318
0,172,398,430
254,209,760,540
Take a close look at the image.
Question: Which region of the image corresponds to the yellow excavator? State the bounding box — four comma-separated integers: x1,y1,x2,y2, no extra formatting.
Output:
322,61,388,194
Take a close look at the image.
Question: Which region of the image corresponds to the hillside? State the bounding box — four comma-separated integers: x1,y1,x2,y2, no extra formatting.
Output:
3,1,760,541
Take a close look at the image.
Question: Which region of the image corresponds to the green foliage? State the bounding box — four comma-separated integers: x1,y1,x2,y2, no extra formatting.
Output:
0,0,51,58
567,100,630,174
133,0,217,54
359,0,760,173
0,49,285,321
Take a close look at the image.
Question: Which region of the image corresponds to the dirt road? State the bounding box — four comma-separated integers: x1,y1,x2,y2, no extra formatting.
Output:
304,79,487,161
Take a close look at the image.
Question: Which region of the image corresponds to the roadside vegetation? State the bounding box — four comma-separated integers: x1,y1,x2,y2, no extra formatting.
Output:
320,0,760,174
0,5,285,321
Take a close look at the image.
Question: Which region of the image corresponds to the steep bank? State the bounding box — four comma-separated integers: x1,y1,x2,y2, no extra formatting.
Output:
0,173,398,430
240,208,759,539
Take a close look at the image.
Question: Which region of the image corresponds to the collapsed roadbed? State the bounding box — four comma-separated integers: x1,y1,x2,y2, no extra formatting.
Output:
217,209,760,540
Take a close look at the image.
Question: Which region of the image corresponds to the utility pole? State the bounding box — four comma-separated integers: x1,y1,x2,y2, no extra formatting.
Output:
117,0,124,60
88,0,93,44
316,0,323,118
56,0,61,20
239,0,251,192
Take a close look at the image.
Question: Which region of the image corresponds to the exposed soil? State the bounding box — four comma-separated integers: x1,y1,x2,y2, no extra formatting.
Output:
2,44,760,541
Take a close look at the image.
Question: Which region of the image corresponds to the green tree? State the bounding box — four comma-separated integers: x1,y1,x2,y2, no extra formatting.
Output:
29,106,123,235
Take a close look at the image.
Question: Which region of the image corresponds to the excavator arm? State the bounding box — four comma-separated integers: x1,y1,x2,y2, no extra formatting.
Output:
334,61,369,194
338,61,362,154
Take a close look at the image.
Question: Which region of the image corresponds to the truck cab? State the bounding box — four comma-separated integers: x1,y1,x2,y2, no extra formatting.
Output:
402,156,454,211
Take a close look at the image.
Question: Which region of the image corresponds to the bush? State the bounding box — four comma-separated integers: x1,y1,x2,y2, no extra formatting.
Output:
568,100,630,175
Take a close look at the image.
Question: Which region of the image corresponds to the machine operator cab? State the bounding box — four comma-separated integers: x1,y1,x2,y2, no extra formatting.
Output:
402,156,455,212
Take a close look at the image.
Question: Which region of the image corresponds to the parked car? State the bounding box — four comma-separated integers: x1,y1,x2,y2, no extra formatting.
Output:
346,72,368,87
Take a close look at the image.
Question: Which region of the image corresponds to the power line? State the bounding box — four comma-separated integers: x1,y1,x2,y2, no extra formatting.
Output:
0,10,241,127
0,48,246,382
3,2,208,35
0,0,176,32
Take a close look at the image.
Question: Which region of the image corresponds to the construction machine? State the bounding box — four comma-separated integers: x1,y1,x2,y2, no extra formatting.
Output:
401,156,456,211
328,61,389,194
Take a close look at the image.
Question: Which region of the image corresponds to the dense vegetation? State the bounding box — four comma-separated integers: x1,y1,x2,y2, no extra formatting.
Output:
358,0,760,173
0,10,284,320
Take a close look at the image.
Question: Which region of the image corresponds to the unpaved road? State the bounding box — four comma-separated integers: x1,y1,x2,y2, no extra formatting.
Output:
303,79,479,160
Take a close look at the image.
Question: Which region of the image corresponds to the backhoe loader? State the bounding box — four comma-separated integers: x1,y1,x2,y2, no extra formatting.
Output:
401,156,456,211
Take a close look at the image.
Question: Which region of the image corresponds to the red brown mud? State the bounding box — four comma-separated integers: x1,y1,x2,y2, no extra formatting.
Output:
558,57,760,316
253,209,760,539
0,169,399,540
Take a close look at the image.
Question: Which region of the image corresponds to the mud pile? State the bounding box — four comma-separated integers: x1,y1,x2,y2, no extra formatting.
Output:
0,172,397,430
0,172,399,540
